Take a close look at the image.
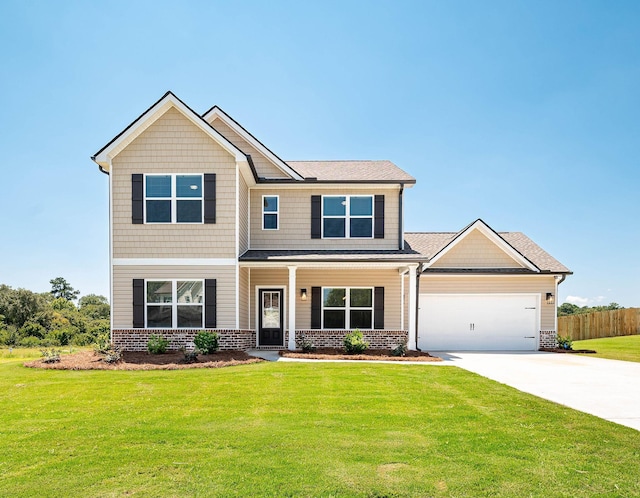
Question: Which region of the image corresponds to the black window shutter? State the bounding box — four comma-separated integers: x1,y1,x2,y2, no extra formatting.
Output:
311,286,321,329
205,279,217,328
311,195,321,239
374,286,384,329
132,174,143,224
133,279,145,328
374,195,385,239
204,174,216,224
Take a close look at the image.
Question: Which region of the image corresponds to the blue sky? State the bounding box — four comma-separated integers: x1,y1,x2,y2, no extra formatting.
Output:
0,0,638,307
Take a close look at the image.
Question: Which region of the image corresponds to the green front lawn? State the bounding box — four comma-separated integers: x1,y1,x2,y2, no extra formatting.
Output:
574,335,640,363
0,360,638,497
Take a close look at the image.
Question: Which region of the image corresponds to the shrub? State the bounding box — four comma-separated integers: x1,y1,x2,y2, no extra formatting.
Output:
181,347,199,364
0,326,21,346
46,328,72,346
147,334,169,354
557,335,573,350
194,331,219,354
343,329,369,354
102,346,122,364
299,337,316,353
391,341,407,357
20,336,43,348
40,348,61,363
93,334,112,355
72,332,95,347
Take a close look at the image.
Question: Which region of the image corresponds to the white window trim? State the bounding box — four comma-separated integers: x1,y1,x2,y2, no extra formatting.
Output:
144,174,204,224
321,195,374,239
262,195,279,230
145,279,204,329
321,286,374,329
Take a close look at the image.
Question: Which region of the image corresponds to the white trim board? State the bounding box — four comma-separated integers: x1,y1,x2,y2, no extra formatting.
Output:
113,258,237,266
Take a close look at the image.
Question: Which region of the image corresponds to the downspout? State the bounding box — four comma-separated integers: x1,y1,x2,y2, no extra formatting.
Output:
414,263,422,350
398,184,404,250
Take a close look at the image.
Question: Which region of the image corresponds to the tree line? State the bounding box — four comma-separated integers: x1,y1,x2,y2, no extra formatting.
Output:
557,302,623,317
0,278,109,347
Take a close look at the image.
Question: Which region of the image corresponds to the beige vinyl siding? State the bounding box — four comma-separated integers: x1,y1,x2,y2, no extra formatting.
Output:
238,173,249,254
249,188,400,250
112,264,236,329
239,266,249,329
210,118,290,179
431,229,524,268
112,107,237,259
420,275,557,330
248,268,403,330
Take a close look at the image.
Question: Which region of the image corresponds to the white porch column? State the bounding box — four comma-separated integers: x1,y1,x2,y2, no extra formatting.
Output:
287,266,297,350
408,264,418,351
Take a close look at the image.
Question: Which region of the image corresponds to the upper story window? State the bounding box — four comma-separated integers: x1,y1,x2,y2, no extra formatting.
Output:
262,195,279,230
146,280,204,328
322,287,373,329
322,195,373,238
145,174,203,223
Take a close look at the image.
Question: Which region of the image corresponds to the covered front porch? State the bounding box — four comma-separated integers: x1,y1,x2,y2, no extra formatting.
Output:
239,259,420,351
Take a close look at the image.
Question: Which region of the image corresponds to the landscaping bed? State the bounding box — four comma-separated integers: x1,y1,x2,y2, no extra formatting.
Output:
539,348,597,354
280,347,442,362
24,350,263,370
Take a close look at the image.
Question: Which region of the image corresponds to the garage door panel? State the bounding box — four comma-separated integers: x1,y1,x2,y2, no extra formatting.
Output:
418,294,538,351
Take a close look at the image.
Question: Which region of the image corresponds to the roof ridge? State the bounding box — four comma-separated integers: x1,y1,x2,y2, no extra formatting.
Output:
287,159,391,163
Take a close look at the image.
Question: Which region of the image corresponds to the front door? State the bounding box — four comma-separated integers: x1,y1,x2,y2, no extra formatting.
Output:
259,289,284,346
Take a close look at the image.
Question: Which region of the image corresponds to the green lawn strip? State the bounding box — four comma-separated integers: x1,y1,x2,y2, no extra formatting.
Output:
0,362,638,497
574,335,640,363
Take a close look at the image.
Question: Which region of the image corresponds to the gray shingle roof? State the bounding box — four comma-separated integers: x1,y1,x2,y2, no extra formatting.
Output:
287,160,416,183
404,232,571,273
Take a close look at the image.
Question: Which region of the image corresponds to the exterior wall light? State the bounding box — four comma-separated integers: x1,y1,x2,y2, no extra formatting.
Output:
546,292,555,305
300,289,307,301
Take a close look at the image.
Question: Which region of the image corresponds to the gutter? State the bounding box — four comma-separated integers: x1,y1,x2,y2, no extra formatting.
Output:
398,183,404,250
415,263,422,350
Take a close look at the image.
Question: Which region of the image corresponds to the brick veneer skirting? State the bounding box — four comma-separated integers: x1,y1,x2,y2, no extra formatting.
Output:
539,330,557,349
112,329,256,351
295,330,408,349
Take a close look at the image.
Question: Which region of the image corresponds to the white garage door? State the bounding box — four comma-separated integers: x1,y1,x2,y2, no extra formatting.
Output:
418,294,539,351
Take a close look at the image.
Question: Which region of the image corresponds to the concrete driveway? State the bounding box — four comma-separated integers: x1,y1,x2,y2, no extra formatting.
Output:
434,351,640,431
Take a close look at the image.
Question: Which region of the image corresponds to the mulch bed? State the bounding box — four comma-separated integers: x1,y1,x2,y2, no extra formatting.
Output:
539,348,597,354
24,350,263,370
280,347,442,362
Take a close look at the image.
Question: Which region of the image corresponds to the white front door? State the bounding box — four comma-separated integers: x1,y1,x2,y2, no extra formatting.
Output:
418,294,538,351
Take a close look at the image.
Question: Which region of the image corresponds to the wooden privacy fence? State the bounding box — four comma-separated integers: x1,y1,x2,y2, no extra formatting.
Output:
558,308,640,341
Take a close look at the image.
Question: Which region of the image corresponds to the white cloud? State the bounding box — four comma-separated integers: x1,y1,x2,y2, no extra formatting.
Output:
565,295,590,306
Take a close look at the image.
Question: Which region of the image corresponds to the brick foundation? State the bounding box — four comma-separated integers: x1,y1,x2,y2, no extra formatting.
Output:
112,329,256,352
539,330,557,349
295,330,408,350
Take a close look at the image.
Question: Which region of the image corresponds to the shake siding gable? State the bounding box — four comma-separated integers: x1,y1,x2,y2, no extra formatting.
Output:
111,107,237,259
431,229,525,268
209,118,290,179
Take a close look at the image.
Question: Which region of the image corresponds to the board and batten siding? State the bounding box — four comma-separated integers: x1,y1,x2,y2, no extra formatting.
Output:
419,275,557,330
249,188,400,250
111,107,237,259
209,118,289,179
112,265,237,329
247,268,403,330
238,172,249,255
431,230,524,269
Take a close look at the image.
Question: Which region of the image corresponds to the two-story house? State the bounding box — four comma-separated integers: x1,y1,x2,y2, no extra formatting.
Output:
92,92,570,352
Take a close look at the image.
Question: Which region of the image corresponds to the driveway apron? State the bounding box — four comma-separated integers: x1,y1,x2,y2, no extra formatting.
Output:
434,351,640,432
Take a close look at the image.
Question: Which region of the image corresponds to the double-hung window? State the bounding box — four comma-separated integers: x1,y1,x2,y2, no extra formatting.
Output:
146,280,204,328
322,195,373,238
262,195,279,230
145,174,203,223
322,287,373,329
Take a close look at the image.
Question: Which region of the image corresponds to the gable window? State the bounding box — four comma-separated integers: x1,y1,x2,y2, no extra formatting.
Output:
146,280,203,328
322,195,373,238
145,174,203,223
322,287,373,329
262,195,279,230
